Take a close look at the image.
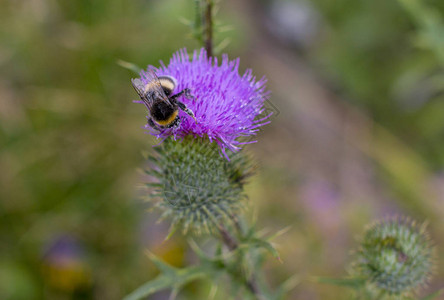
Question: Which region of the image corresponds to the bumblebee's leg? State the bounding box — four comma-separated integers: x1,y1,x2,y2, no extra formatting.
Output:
177,101,197,123
147,117,161,131
183,88,196,101
170,88,196,101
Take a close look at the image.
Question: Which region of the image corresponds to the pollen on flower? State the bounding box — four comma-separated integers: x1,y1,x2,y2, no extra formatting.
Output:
136,48,271,158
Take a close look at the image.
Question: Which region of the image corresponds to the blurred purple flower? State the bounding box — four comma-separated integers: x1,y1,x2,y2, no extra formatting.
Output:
300,178,349,267
43,236,84,266
430,171,444,202
42,235,91,291
300,179,342,230
266,0,321,48
135,48,271,157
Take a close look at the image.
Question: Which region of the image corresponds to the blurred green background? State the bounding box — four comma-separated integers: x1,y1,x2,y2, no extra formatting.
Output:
1,0,443,299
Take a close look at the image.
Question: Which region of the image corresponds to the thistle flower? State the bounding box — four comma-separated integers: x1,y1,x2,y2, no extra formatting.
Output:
136,48,270,157
352,217,435,298
146,136,252,235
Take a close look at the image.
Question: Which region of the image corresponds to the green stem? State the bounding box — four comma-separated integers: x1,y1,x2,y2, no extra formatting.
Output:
203,0,213,57
218,225,265,300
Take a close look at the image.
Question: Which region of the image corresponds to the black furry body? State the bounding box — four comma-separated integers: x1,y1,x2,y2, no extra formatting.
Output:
131,70,196,130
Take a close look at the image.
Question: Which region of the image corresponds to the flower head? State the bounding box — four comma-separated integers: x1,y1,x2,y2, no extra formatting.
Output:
352,217,435,297
136,48,270,157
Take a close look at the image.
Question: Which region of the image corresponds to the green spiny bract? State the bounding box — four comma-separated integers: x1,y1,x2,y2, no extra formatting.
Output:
146,137,253,235
352,217,435,298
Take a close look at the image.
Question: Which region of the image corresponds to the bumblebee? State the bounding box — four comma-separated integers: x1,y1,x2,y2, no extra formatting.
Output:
131,69,196,130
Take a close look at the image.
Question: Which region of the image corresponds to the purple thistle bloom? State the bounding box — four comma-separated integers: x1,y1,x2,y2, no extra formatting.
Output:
134,48,271,157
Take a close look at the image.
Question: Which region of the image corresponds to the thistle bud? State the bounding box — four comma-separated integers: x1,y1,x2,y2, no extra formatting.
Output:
146,137,252,235
352,217,435,297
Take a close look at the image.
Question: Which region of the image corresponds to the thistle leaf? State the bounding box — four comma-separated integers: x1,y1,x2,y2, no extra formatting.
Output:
213,37,231,55
268,226,292,241
123,275,174,300
244,238,281,262
116,59,141,74
123,259,206,300
163,224,179,242
145,251,176,275
178,16,192,26
271,274,300,300
188,239,210,261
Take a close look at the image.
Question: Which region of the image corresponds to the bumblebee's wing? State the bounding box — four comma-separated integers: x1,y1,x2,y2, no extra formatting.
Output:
131,78,154,111
141,68,159,84
142,69,173,105
131,78,146,98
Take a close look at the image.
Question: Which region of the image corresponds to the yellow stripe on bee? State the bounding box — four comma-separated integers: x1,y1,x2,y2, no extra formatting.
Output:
155,110,178,126
158,78,175,93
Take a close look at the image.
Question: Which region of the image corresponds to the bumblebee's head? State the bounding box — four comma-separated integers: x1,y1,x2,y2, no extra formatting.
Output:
166,115,181,129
